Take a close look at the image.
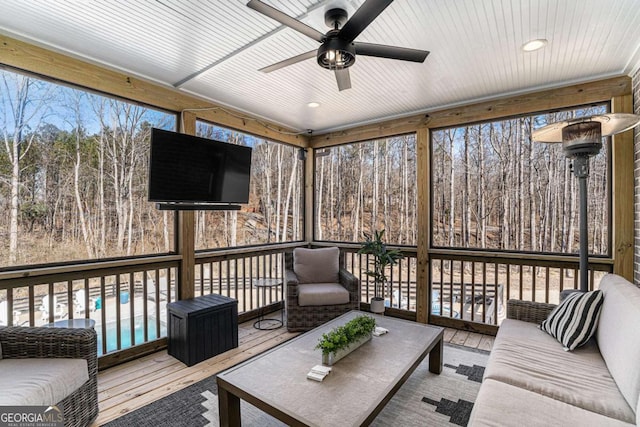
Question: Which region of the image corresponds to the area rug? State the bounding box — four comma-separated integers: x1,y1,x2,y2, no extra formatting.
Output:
104,344,488,427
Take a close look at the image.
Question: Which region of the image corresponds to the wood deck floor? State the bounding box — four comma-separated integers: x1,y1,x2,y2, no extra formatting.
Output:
93,314,494,426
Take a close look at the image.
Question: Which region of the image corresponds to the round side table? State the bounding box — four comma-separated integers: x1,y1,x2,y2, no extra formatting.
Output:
253,278,283,330
43,318,96,329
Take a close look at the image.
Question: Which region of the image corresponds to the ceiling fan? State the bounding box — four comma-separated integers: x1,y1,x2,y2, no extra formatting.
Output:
247,0,430,91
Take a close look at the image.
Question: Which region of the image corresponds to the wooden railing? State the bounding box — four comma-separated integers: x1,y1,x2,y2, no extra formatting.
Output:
194,242,303,316
0,244,304,362
0,242,615,362
427,249,613,332
324,243,614,333
0,256,180,359
335,245,419,316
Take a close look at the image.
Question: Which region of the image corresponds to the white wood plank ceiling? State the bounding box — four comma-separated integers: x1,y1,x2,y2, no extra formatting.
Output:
1,0,639,134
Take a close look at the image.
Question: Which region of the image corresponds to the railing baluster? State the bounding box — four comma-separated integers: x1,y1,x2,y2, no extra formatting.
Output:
154,269,160,340
100,276,107,355
83,278,90,320
143,271,149,343
115,275,121,351
519,265,524,301
129,272,135,347
506,264,511,301
493,262,498,325
471,261,476,322
439,258,443,317
242,257,247,312
67,280,73,320
545,267,550,303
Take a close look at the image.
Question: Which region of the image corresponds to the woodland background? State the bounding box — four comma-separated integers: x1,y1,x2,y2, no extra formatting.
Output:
0,68,609,269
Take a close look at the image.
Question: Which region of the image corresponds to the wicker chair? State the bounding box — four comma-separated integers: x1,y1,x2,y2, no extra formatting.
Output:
285,247,360,332
506,299,556,323
0,326,98,427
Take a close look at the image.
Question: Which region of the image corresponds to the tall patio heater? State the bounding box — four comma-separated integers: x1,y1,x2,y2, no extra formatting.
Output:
532,113,640,292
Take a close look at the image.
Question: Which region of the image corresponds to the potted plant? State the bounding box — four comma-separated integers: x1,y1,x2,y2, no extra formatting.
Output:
316,314,376,365
358,230,404,314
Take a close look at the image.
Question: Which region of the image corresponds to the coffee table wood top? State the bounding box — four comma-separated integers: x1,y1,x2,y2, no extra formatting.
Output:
217,310,444,426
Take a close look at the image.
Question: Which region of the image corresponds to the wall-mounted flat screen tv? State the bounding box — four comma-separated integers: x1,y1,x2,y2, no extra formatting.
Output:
148,128,252,205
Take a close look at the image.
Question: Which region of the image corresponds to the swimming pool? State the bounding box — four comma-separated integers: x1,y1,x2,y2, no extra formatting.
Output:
96,316,166,355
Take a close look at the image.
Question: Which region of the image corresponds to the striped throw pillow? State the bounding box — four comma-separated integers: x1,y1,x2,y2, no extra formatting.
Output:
540,290,604,351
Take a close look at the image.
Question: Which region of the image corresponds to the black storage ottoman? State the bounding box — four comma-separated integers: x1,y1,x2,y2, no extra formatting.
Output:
167,294,238,366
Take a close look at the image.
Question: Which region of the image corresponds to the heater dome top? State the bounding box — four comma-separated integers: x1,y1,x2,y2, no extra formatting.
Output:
532,113,640,143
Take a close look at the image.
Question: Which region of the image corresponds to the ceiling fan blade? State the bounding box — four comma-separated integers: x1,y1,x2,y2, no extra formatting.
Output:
338,0,393,43
247,0,324,43
355,42,429,62
259,50,317,73
335,68,351,91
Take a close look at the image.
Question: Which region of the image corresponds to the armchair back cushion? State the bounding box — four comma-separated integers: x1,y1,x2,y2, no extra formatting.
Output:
293,247,340,284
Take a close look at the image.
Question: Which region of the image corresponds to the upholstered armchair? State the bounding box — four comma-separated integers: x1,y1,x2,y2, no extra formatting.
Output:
0,326,98,427
285,247,360,332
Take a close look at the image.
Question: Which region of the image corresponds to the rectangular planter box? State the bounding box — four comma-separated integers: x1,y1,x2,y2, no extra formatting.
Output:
322,332,372,366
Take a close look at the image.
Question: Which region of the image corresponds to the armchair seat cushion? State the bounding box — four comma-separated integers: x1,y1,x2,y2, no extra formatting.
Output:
298,283,350,306
0,358,88,405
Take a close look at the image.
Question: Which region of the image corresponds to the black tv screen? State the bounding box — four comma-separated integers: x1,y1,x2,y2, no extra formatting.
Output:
148,128,252,204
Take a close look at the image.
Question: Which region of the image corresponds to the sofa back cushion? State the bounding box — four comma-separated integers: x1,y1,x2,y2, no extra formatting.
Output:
293,247,340,284
596,274,640,415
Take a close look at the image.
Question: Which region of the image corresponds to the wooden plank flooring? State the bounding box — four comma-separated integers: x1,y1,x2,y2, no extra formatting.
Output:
93,315,494,426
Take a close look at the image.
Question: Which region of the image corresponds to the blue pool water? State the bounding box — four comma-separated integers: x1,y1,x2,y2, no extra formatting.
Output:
96,317,166,356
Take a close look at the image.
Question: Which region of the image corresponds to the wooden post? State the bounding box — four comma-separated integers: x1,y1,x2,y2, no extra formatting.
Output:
611,95,634,281
178,111,197,300
304,148,314,242
416,127,430,324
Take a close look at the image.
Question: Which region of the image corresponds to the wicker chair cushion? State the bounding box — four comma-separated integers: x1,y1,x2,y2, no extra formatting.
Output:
293,247,339,284
298,283,350,306
0,358,88,405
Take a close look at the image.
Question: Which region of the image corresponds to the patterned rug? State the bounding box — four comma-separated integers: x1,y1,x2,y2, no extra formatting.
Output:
104,344,488,427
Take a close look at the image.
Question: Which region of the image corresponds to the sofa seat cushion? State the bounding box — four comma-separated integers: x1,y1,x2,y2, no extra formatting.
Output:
484,319,635,423
596,274,640,415
0,358,88,405
293,247,340,284
298,283,350,306
469,379,634,427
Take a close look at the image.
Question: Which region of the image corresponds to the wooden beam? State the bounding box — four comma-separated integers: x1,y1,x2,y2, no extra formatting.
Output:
0,34,309,147
310,76,631,147
416,127,430,324
611,94,634,281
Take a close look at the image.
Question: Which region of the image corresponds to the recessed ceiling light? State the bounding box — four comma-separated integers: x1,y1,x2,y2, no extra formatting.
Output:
522,39,548,52
307,102,321,108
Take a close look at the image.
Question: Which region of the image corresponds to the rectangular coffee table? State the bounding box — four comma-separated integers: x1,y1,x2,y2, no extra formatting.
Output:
217,310,444,426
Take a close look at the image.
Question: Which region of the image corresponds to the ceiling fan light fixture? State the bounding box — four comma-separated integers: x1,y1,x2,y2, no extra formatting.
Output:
317,37,356,70
522,38,548,52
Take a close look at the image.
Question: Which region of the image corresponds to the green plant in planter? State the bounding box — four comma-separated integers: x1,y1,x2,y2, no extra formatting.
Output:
358,230,404,311
315,315,376,356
